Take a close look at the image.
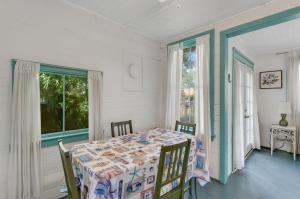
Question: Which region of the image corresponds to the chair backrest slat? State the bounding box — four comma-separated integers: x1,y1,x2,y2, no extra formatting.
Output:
117,125,121,136
154,139,191,199
166,149,174,181
111,120,133,137
58,140,79,199
124,124,127,135
175,120,196,135
171,148,179,178
176,147,183,177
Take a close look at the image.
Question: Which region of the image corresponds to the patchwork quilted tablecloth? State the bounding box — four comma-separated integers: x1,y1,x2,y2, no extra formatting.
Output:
71,128,209,199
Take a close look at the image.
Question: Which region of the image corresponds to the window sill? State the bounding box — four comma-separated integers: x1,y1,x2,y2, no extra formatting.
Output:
41,129,88,148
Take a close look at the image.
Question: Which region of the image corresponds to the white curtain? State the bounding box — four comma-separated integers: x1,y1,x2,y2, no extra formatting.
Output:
8,60,42,199
287,50,300,154
88,71,104,141
195,34,211,172
232,60,245,170
164,44,183,129
252,71,261,150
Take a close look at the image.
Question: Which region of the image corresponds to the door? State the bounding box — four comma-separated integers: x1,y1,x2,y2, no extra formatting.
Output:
232,59,255,172
241,65,254,157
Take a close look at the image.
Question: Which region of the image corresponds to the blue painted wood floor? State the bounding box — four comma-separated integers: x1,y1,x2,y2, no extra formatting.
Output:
191,149,300,199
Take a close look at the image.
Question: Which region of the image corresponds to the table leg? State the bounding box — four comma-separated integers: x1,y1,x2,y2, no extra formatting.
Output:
271,129,274,156
294,135,296,161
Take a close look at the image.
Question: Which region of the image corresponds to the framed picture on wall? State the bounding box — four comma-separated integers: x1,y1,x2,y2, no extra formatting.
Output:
259,70,282,89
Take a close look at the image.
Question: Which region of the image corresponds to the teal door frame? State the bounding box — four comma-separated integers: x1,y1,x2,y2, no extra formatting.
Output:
232,47,254,70
220,6,300,184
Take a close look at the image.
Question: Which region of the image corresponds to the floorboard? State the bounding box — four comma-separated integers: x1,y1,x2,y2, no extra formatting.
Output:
192,149,300,199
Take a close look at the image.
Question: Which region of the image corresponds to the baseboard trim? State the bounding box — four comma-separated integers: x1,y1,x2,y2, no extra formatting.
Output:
245,148,254,160
260,146,298,155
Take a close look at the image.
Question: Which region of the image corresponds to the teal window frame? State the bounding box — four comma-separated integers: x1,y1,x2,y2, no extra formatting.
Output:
168,29,215,141
219,6,300,184
11,59,89,147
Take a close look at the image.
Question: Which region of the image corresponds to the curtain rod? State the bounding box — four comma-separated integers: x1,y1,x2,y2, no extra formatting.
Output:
167,29,214,46
12,58,103,74
275,46,300,55
275,52,288,55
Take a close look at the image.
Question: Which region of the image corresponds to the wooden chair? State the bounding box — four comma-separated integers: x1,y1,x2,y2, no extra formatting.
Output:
58,140,80,199
175,120,196,195
111,120,133,137
175,120,196,136
154,139,191,199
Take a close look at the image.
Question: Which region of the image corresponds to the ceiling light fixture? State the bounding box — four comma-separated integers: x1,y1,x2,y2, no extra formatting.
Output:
176,2,182,8
157,0,181,8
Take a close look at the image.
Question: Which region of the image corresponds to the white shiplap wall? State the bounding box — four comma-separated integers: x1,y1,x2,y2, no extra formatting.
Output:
0,0,162,198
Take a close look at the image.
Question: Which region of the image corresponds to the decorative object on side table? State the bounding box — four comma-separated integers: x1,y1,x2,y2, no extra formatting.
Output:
278,101,292,127
259,70,282,89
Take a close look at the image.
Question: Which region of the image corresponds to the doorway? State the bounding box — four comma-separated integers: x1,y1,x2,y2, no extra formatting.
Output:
220,6,300,183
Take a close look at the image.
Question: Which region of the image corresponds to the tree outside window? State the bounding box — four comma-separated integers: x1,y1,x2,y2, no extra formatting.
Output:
180,46,196,123
40,72,88,134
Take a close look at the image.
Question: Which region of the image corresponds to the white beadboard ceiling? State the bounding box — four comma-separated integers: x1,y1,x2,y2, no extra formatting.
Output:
236,18,300,55
65,0,272,41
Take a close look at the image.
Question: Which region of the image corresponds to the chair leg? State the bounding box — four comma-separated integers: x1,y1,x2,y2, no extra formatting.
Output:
189,178,193,196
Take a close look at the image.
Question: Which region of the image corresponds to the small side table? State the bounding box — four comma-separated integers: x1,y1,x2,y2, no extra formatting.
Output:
271,125,296,160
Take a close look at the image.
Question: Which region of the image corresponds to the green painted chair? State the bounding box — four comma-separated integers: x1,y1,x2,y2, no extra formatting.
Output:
58,140,80,199
111,120,133,137
175,120,196,136
175,120,196,195
154,139,191,199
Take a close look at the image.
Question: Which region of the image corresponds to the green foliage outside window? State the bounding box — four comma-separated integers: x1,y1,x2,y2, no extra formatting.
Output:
65,76,88,131
40,72,88,134
180,46,196,123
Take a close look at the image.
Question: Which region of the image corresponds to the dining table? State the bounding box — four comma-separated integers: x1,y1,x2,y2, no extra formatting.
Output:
71,128,209,199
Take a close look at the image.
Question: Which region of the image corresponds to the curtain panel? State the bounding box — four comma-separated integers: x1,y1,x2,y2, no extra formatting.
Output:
8,60,42,199
195,34,211,174
232,60,245,170
287,51,300,154
88,71,104,141
164,44,183,129
252,71,261,150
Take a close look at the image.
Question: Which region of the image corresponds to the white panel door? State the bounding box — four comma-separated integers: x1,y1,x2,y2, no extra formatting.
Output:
241,64,254,157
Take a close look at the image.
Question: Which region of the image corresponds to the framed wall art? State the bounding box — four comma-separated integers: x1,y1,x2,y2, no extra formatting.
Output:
259,70,282,89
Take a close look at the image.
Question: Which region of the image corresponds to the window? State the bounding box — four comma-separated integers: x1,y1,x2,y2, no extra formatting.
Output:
11,59,88,147
11,60,90,147
39,66,89,147
40,72,88,134
180,45,196,123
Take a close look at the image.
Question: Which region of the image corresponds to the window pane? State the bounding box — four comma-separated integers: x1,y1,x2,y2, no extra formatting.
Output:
65,76,88,131
40,73,63,134
180,46,196,123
